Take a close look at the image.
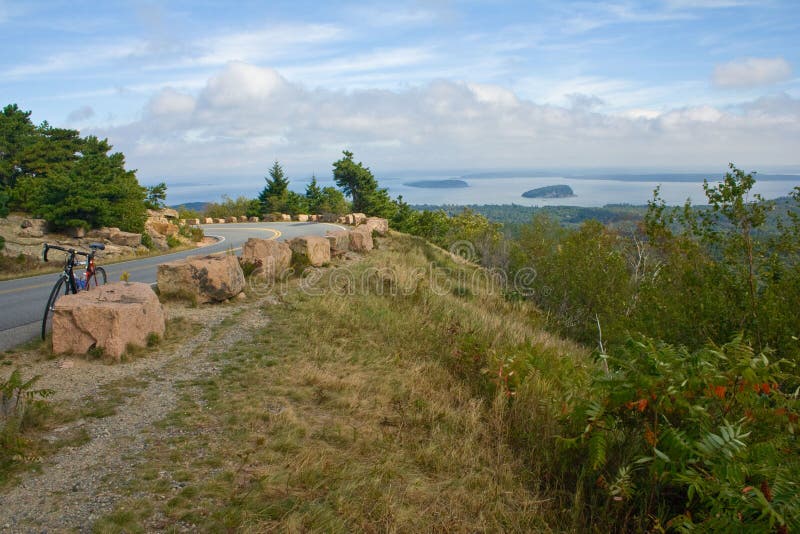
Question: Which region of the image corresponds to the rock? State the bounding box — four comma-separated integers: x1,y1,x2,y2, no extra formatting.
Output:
248,216,260,222
345,214,355,225
110,230,142,248
147,221,178,237
157,253,245,303
365,217,389,236
348,226,373,252
215,218,225,224
21,218,47,231
162,208,179,219
225,217,238,224
319,213,339,223
67,226,86,238
296,214,309,222
204,217,214,224
325,230,350,254
187,218,201,225
52,282,165,360
310,215,319,222
353,213,367,225
241,238,292,279
289,236,331,267
238,216,248,222
281,214,291,222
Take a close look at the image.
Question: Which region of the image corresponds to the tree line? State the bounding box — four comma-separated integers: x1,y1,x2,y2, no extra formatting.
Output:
0,104,170,232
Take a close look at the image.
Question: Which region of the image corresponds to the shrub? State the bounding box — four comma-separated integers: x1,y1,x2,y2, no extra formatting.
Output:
560,336,800,531
166,235,181,248
140,233,154,250
1,369,53,468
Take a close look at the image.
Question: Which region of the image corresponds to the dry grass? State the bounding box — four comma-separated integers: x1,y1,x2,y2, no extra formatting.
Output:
95,233,592,532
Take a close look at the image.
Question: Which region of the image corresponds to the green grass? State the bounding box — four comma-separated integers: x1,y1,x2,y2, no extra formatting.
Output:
98,233,590,531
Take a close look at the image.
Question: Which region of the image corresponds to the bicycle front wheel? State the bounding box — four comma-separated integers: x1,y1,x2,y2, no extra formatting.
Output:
42,277,68,340
87,266,107,288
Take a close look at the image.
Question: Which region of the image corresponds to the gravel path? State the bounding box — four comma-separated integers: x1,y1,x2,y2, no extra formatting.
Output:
0,296,273,533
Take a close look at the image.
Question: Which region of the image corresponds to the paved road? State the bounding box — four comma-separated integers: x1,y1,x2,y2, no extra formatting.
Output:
0,222,341,351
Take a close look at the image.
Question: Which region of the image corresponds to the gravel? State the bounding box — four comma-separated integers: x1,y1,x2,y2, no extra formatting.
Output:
0,296,273,533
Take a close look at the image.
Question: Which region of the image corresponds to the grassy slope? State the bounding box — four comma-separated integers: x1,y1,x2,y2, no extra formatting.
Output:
95,233,591,532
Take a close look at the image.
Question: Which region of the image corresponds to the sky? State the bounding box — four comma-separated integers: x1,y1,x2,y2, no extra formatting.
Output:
1,0,799,190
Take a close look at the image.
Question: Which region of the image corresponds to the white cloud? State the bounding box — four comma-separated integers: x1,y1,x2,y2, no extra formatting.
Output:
5,40,149,78
194,23,344,66
147,88,195,116
200,62,289,108
713,57,793,88
95,63,800,182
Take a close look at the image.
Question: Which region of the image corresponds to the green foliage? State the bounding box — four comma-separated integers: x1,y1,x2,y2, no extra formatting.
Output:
510,165,800,362
140,232,155,250
563,336,800,531
144,182,168,210
304,176,349,215
204,195,258,219
177,207,202,220
0,187,9,218
332,150,396,218
258,160,308,215
178,224,204,243
1,369,53,469
1,104,148,232
166,234,182,248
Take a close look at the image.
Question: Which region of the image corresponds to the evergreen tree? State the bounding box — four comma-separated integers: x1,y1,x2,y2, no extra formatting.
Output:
332,150,396,218
259,160,290,214
305,175,323,214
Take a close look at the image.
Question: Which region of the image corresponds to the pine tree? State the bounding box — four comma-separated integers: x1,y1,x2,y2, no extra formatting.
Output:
259,160,290,214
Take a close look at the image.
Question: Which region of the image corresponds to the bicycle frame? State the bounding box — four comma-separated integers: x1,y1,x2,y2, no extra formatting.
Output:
43,243,105,293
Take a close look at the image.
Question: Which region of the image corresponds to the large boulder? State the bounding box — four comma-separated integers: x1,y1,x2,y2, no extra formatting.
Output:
296,214,309,222
19,218,48,238
352,213,367,225
157,254,245,303
204,217,214,224
225,217,238,224
90,227,143,248
325,230,350,254
110,230,142,248
215,218,225,224
349,226,374,252
365,217,389,236
289,236,331,267
52,282,165,360
241,238,292,279
248,216,260,223
280,214,292,222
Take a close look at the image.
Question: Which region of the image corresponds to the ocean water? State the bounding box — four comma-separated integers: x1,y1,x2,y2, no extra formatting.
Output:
167,175,800,207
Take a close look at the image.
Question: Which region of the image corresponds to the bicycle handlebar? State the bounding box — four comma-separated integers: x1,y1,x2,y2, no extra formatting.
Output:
42,242,105,263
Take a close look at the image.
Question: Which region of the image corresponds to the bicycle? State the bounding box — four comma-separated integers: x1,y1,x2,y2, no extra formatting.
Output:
41,242,108,340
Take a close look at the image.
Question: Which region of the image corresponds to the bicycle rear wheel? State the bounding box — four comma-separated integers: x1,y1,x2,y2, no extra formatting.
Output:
87,266,107,288
42,277,68,340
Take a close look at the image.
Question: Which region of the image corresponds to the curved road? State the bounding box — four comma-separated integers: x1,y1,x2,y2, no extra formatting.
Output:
0,222,342,351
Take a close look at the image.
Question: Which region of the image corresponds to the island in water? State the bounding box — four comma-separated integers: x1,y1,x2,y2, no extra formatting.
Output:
521,185,576,199
404,179,469,189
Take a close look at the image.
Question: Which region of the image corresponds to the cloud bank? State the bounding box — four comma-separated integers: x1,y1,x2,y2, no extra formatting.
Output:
98,62,800,182
713,57,793,88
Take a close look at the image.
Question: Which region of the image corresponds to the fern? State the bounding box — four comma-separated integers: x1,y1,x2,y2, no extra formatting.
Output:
696,421,750,460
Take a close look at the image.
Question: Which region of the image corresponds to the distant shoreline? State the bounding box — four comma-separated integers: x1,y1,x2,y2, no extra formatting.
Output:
404,179,469,189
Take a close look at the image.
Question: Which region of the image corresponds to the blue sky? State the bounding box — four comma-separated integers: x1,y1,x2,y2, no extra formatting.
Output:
1,0,799,187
